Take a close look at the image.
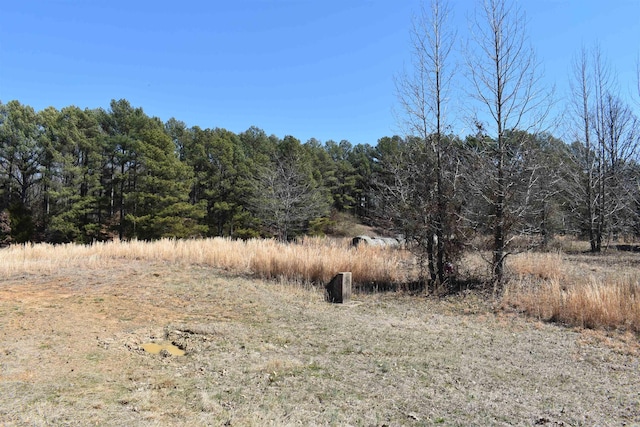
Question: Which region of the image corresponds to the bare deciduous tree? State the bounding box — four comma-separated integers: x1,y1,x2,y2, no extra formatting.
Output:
249,140,330,242
567,47,640,250
464,0,550,287
394,0,458,287
565,46,599,250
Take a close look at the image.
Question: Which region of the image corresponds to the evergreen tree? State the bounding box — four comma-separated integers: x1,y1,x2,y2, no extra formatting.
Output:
126,116,206,239
186,127,252,237
348,143,377,220
323,140,358,212
0,100,43,242
98,99,205,240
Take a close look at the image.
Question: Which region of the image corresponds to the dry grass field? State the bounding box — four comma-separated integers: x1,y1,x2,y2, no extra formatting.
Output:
504,250,640,333
0,238,639,426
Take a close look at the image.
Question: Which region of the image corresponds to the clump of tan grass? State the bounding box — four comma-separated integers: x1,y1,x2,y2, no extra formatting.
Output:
506,252,566,281
504,252,640,332
455,251,493,282
0,237,418,288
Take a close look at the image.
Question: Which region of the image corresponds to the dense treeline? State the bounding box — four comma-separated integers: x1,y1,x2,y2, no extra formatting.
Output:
0,99,370,244
1,97,638,250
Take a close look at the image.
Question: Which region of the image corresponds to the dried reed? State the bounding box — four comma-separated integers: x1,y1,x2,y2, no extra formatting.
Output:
0,237,418,287
504,252,640,332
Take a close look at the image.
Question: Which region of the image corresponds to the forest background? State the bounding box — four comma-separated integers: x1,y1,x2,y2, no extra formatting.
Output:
1,0,639,287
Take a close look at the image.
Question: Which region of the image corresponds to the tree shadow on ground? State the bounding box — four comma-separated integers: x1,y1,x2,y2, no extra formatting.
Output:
354,277,489,296
615,244,640,252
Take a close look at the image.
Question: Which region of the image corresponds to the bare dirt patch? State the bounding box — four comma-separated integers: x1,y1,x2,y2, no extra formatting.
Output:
1,260,638,426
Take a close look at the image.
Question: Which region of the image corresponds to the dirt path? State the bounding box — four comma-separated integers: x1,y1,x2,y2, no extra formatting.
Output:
1,261,638,426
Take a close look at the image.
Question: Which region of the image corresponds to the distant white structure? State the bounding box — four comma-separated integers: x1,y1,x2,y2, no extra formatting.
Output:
351,235,403,248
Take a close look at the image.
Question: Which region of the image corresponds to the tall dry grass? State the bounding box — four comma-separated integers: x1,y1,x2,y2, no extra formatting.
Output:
0,237,418,287
4,238,638,332
504,252,640,332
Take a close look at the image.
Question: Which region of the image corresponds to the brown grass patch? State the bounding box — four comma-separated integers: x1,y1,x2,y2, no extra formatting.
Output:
0,237,417,287
4,239,639,334
1,241,639,424
1,259,638,425
504,251,640,333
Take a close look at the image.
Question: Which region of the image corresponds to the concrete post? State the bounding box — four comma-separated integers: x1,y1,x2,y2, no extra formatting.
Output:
325,272,352,303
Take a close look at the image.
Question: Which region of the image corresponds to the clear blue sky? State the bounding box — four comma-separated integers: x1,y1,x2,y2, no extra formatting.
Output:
1,0,638,146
